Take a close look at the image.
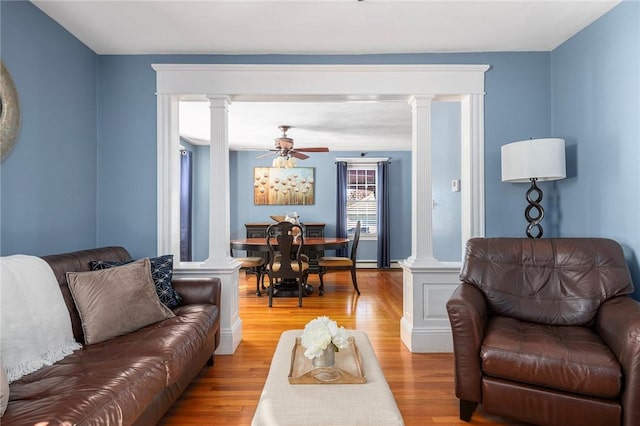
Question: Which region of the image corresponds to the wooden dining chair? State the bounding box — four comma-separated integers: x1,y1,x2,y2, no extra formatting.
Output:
318,220,361,296
240,257,266,296
231,248,266,296
265,221,309,307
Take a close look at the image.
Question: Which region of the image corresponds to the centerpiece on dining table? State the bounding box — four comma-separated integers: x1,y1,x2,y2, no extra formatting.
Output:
270,212,303,241
300,316,349,367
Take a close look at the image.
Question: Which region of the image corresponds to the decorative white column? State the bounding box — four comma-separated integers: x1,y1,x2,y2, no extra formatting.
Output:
205,96,234,264
400,94,460,353
203,95,242,354
406,95,437,266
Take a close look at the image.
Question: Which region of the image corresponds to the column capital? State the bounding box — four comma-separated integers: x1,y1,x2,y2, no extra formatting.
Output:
206,95,231,107
408,95,436,108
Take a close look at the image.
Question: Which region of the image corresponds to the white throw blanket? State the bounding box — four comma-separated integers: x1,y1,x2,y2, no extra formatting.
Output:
0,255,81,382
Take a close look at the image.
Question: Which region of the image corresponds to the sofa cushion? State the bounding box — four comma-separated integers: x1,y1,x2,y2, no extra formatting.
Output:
109,303,220,386
67,258,175,345
90,254,183,309
5,350,168,425
460,238,634,325
3,304,218,424
481,316,622,399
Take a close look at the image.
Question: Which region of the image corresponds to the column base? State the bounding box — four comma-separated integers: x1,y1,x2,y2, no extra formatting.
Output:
400,260,461,353
400,317,453,353
217,316,242,355
175,261,242,354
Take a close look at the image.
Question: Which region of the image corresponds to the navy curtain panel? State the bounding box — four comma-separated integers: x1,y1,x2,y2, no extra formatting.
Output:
179,150,193,262
377,160,391,268
335,161,348,257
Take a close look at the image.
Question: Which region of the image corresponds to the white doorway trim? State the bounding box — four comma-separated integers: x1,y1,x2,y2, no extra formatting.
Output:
152,64,488,353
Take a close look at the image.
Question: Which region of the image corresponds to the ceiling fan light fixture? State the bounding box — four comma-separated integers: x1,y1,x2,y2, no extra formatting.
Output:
271,155,298,169
271,154,297,169
260,124,329,165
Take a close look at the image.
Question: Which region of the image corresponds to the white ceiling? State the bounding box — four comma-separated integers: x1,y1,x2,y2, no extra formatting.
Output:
180,100,414,151
31,0,619,55
31,0,620,152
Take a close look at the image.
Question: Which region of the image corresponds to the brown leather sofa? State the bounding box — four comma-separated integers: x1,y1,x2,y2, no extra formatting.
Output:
3,246,221,425
447,238,640,426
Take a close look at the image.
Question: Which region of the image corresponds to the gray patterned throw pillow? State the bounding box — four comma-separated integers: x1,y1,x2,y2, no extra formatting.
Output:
89,255,183,309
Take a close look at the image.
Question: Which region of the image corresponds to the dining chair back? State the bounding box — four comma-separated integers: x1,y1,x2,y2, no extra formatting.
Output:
317,220,361,296
265,221,309,307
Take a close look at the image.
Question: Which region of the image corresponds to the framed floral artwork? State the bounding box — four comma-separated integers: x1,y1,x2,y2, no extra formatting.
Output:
254,167,315,205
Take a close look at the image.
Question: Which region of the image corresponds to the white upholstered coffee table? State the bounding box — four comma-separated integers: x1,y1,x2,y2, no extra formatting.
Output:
251,330,404,426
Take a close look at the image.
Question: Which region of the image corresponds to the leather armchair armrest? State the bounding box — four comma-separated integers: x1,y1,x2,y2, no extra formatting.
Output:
446,283,489,403
172,277,221,306
596,296,640,426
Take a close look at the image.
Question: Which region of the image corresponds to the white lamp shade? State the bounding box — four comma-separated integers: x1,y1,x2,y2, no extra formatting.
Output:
501,138,566,182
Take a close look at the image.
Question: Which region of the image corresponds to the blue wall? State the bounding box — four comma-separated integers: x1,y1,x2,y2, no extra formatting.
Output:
230,150,412,262
551,0,640,299
0,1,98,256
432,102,462,261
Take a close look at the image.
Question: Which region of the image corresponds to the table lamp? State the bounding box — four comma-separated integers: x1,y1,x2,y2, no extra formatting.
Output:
501,138,566,238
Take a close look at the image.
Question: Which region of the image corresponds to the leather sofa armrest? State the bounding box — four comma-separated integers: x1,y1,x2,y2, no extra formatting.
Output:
446,283,489,403
596,296,640,426
172,277,221,306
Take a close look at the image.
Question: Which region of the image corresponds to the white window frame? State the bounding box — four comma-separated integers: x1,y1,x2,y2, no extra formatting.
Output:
338,157,389,241
347,163,378,240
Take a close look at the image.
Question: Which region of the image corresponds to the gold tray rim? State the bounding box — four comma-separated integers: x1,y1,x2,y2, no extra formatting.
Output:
288,336,366,384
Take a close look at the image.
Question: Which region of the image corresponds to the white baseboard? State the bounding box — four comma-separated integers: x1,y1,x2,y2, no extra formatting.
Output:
216,317,242,355
401,317,453,353
355,261,403,269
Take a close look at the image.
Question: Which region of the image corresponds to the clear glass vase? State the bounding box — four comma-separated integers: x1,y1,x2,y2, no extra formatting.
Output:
312,347,335,368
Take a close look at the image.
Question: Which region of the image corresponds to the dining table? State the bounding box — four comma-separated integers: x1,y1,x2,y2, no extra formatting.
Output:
230,237,349,297
230,237,349,252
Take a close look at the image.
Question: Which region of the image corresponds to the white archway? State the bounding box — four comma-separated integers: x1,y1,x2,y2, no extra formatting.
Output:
153,64,488,353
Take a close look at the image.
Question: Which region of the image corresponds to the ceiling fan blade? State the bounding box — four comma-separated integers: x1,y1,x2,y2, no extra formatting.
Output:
256,151,278,159
290,151,309,160
294,147,329,152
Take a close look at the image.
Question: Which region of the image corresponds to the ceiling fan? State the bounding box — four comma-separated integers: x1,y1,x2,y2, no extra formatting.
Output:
257,125,329,167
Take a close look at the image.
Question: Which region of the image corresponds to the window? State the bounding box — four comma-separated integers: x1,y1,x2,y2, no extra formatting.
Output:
347,165,377,238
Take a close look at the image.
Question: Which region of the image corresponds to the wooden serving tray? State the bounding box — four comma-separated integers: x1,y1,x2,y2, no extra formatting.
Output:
288,336,366,384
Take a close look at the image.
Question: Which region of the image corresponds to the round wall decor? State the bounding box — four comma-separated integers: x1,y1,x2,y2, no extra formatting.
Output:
1,61,21,162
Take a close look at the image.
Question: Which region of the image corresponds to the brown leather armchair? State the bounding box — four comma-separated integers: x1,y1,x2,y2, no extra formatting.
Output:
447,238,640,426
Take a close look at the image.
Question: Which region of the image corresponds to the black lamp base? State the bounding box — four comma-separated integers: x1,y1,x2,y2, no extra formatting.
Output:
525,178,544,238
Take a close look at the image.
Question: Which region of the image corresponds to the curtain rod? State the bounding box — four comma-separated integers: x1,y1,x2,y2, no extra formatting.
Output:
335,157,390,163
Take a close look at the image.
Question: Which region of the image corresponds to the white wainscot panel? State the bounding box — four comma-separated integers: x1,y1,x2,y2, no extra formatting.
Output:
401,263,461,353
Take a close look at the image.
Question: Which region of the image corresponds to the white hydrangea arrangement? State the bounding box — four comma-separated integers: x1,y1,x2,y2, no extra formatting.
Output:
300,316,349,359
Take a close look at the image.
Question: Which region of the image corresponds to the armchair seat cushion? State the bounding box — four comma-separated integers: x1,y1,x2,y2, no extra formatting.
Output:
481,316,622,399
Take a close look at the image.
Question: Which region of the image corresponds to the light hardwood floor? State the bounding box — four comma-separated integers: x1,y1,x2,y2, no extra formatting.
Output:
159,269,518,425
